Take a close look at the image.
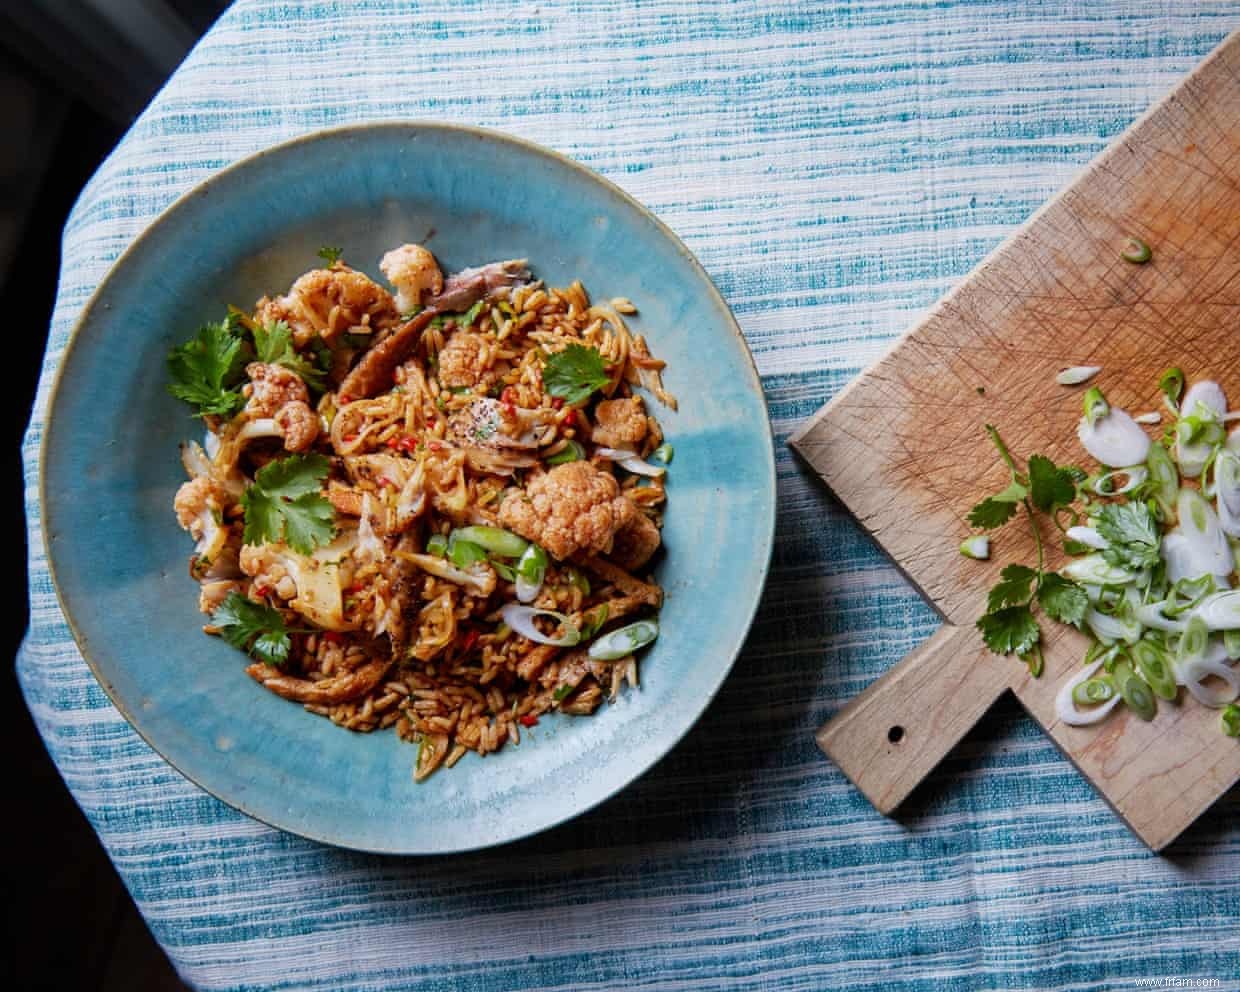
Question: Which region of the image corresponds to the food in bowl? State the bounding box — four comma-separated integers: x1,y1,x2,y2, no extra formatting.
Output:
168,244,675,780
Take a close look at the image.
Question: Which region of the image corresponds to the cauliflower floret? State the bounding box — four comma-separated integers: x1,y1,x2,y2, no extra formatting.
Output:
498,461,635,561
591,396,648,450
379,243,443,314
174,476,229,540
199,579,244,615
274,401,320,451
239,533,359,631
437,331,498,391
243,362,309,416
256,267,396,347
240,544,298,601
609,508,661,571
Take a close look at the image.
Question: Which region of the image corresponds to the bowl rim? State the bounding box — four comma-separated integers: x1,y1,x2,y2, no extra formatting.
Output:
38,120,777,854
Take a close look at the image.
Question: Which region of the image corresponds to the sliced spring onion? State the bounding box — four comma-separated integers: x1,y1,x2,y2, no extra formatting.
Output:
1225,628,1240,660
1176,614,1211,675
1056,658,1124,726
1145,441,1179,514
1078,406,1150,468
1085,607,1141,645
1119,670,1157,721
451,525,528,558
587,619,659,660
515,542,548,604
1130,639,1177,700
959,536,990,560
594,447,667,478
1120,236,1152,264
546,440,586,465
1175,380,1228,478
1057,366,1101,386
426,532,449,558
1133,601,1187,634
1072,677,1116,706
1170,488,1233,582
492,560,517,582
1065,525,1108,550
500,603,581,647
1215,448,1240,539
1223,703,1240,737
449,538,488,569
1091,466,1147,496
652,442,674,464
564,567,590,597
1062,554,1136,586
1132,411,1161,425
1158,367,1185,409
1082,387,1110,428
1194,590,1240,631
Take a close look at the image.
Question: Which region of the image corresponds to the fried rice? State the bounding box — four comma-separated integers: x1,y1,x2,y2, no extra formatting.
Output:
171,245,673,781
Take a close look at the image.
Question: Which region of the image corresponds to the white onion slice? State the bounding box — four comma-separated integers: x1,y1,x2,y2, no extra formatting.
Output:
1093,466,1147,495
515,575,542,604
1194,590,1240,631
1176,380,1227,479
1170,489,1233,581
1056,659,1123,726
1077,408,1150,468
1085,608,1141,645
1065,526,1108,550
500,603,581,646
1216,448,1240,539
1134,601,1187,634
1057,365,1101,386
1177,651,1240,707
594,446,667,477
1132,411,1162,425
1062,554,1136,586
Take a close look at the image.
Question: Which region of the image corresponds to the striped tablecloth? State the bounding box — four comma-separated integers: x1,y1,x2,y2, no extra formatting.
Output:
21,3,1240,989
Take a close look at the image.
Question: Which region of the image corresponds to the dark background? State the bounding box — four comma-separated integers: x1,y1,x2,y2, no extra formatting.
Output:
4,4,229,988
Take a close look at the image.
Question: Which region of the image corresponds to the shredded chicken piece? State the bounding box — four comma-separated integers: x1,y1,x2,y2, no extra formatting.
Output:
609,510,661,571
246,657,391,705
591,396,647,449
579,557,663,607
379,243,443,314
498,461,635,561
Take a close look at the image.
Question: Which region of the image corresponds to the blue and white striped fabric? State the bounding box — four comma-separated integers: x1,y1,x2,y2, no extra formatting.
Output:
21,3,1240,989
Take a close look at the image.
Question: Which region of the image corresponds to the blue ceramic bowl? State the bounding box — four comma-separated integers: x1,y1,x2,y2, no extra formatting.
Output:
41,124,775,853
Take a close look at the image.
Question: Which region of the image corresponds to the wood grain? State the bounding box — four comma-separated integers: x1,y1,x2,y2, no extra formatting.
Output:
790,32,1240,850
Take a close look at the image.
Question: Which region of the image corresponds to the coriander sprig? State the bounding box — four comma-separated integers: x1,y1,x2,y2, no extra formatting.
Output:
969,426,1089,676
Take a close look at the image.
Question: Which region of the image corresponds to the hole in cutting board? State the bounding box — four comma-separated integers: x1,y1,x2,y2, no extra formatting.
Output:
887,726,905,744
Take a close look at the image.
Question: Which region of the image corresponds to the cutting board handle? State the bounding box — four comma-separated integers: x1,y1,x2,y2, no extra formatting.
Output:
816,623,1015,814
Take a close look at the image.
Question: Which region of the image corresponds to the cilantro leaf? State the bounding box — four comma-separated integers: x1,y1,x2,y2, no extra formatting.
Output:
986,564,1036,612
317,245,343,266
977,605,1040,656
1028,455,1078,512
1093,501,1160,570
968,497,1018,529
253,320,328,391
1037,574,1089,627
241,454,336,554
543,344,610,405
166,320,246,418
211,591,292,667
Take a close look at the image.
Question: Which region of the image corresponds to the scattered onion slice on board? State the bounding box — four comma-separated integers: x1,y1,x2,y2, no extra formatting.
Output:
1057,365,1101,386
1065,525,1108,550
1216,447,1240,539
1194,590,1240,631
1077,407,1151,468
1169,488,1234,582
1056,659,1124,726
1176,380,1228,479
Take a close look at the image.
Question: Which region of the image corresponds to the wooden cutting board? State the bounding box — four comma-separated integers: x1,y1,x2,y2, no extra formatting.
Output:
789,32,1240,851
